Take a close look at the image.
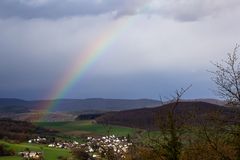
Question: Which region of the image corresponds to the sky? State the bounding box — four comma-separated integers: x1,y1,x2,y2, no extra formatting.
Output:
1,0,240,100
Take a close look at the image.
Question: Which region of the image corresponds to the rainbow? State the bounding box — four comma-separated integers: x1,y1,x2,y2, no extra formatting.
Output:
36,2,152,121
37,16,138,121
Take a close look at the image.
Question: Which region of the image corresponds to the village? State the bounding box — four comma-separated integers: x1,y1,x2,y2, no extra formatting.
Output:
19,135,132,160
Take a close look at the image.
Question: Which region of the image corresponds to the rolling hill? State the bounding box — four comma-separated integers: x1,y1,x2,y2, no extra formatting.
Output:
0,98,228,122
96,101,238,130
0,98,163,121
0,118,57,142
0,98,28,106
0,98,162,112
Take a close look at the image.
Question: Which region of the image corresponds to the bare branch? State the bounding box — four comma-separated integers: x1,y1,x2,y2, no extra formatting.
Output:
210,44,240,106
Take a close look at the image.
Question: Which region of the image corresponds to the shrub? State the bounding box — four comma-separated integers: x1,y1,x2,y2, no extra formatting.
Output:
0,144,15,156
71,148,93,160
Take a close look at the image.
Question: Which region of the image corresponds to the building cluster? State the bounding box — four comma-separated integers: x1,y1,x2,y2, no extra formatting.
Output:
24,135,132,159
28,136,79,149
48,141,79,149
28,137,47,144
18,151,43,160
80,135,132,159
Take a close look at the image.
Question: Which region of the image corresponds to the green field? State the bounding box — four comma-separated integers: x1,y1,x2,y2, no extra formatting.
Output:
0,140,70,160
35,120,135,137
0,121,135,160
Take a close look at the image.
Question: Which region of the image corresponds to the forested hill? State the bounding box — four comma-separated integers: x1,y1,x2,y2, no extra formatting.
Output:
0,118,56,142
96,101,237,130
0,98,162,112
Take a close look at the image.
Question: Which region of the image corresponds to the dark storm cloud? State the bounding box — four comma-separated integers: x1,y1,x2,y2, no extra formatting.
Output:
1,0,240,21
0,0,112,19
0,0,148,19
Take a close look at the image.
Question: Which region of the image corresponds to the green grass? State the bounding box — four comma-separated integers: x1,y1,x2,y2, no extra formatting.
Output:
0,140,70,160
0,121,134,160
0,156,21,160
35,120,135,137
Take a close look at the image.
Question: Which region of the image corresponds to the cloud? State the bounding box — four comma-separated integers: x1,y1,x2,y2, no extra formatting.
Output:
0,0,149,19
0,0,240,21
0,1,240,99
147,0,240,21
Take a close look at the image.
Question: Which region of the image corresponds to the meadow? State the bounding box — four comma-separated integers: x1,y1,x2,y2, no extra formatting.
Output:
0,140,70,160
0,120,135,160
35,120,135,138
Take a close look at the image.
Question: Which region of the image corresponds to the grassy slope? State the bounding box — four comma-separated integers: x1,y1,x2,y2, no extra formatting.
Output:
35,120,135,137
0,140,70,160
0,156,21,160
0,121,134,159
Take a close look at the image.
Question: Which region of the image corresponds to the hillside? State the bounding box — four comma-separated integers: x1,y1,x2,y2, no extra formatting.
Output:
96,101,238,130
0,105,29,113
0,98,162,112
0,118,57,142
0,98,28,106
0,98,228,122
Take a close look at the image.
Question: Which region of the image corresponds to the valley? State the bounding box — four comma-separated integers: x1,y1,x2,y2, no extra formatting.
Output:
0,99,236,160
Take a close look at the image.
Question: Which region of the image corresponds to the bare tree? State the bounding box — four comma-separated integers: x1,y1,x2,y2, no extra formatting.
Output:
146,85,192,160
210,44,240,159
211,44,240,106
160,86,192,160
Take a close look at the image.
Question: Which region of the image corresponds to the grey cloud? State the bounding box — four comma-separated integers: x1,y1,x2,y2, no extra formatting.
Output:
1,0,240,21
0,0,148,19
0,1,240,99
148,0,240,21
0,0,107,18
